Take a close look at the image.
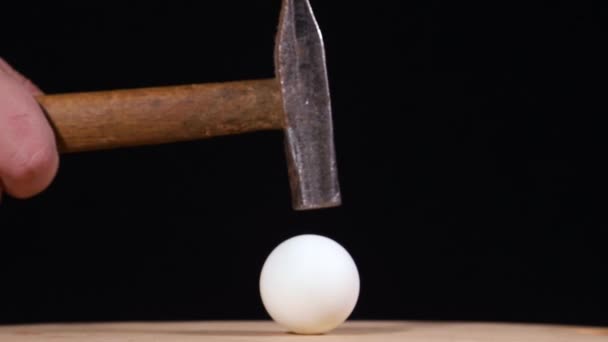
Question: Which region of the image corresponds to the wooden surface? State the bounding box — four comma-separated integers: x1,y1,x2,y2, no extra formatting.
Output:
37,79,284,153
0,321,606,341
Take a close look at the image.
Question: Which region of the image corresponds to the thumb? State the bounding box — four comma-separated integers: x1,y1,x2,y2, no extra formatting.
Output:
0,58,59,199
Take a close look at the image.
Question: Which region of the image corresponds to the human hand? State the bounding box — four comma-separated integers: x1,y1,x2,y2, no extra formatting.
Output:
0,58,59,202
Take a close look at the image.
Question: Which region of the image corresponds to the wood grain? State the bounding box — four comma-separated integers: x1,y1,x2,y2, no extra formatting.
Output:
0,321,606,341
37,79,284,153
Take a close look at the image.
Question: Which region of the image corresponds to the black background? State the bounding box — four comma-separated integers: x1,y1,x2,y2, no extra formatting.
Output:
1,0,607,326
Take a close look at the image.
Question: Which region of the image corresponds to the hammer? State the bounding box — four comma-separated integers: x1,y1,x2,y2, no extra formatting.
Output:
36,0,341,211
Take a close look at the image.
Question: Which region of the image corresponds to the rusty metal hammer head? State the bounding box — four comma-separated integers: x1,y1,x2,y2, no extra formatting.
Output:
276,0,341,210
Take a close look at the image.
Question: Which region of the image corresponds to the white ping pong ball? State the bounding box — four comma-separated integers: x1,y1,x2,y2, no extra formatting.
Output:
259,234,360,335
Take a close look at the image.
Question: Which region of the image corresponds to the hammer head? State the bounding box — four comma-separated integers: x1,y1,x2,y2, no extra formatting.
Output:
276,0,341,210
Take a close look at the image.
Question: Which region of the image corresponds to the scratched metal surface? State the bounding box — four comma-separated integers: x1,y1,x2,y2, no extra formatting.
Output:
276,0,341,210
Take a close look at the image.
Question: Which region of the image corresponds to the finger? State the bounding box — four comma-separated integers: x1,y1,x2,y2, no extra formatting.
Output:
0,61,59,199
0,58,44,96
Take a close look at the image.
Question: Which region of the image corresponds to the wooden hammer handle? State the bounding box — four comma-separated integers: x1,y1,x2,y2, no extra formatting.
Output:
36,78,284,153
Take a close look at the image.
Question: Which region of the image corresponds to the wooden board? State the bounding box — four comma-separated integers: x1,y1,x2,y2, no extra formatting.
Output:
0,321,606,341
